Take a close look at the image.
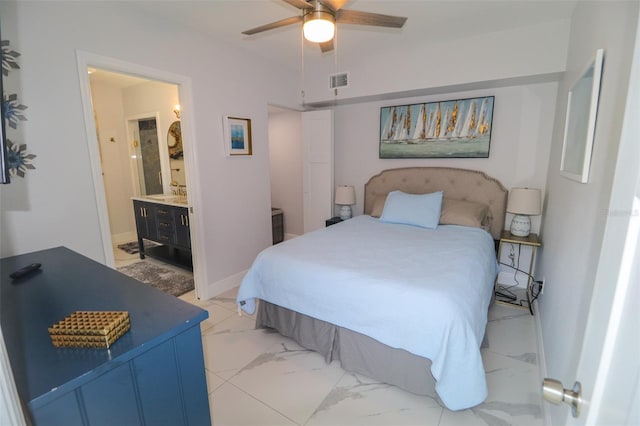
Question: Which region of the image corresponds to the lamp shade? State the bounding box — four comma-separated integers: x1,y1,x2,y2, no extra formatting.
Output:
507,188,541,215
303,11,335,43
335,185,355,205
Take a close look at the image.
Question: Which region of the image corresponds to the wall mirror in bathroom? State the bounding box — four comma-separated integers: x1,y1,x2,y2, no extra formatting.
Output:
167,120,183,159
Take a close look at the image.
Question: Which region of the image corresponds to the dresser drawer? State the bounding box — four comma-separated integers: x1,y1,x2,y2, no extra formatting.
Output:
156,207,173,218
156,208,176,245
156,231,173,244
157,218,174,231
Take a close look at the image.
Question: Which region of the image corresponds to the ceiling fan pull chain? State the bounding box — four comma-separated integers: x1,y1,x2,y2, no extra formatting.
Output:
300,20,306,105
334,24,338,98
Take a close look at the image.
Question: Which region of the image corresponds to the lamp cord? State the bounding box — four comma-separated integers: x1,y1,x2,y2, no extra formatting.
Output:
497,244,527,303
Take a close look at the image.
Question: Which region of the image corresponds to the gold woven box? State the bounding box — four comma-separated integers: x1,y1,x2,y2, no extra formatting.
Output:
48,311,130,349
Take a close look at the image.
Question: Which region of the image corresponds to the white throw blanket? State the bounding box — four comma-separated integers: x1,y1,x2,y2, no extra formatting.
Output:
237,215,497,410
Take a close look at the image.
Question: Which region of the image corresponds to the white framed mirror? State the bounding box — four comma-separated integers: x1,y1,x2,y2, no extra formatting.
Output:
560,48,604,183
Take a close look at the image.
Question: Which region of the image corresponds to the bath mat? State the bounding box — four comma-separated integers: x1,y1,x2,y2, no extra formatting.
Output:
117,261,194,297
117,240,159,255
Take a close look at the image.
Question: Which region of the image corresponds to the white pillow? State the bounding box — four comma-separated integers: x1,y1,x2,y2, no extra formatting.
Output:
379,190,443,229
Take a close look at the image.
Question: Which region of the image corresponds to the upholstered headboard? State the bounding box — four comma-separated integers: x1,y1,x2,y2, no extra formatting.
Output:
364,167,508,239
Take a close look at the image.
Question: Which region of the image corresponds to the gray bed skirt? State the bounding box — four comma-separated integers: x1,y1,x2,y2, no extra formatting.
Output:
256,300,438,399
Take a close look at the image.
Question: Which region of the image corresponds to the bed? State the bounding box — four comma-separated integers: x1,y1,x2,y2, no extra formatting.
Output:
237,167,507,410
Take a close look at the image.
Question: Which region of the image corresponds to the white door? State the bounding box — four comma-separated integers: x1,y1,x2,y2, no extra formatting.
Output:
560,14,640,424
302,110,334,233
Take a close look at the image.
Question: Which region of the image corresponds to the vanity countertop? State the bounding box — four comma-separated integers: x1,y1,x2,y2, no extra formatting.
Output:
132,195,189,208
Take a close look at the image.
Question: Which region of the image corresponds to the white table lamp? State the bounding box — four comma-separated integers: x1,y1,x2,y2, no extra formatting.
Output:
507,188,541,237
335,185,356,220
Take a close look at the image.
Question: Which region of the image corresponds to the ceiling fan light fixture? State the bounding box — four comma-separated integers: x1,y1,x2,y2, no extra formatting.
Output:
303,10,335,43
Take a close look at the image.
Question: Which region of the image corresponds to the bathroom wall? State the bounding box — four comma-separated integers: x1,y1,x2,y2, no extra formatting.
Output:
91,78,180,244
121,81,182,191
90,81,136,244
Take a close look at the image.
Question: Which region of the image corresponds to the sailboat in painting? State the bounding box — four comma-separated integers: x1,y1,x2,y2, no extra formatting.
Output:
412,104,426,140
379,96,494,158
381,106,395,141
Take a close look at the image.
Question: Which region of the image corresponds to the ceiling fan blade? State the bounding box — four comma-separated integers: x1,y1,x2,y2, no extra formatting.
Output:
318,0,349,11
242,16,302,36
319,40,334,53
336,9,407,28
281,0,314,9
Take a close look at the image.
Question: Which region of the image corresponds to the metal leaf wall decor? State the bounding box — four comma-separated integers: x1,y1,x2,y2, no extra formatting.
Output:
3,93,27,129
1,40,20,77
2,38,35,177
6,139,35,177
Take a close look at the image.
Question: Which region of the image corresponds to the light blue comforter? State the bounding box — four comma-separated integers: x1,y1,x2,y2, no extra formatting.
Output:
237,215,497,410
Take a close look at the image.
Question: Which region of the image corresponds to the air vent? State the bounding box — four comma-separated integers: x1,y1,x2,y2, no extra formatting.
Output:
329,72,349,89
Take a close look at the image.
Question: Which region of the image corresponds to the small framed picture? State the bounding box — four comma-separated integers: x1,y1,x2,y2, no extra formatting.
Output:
223,116,252,156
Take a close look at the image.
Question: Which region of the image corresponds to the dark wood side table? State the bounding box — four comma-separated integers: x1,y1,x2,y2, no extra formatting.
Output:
272,208,284,244
325,216,343,227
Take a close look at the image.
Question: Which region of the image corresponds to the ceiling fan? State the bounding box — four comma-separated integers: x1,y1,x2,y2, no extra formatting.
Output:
242,0,408,53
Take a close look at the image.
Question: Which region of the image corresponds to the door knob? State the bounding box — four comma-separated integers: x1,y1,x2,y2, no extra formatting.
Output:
542,378,582,418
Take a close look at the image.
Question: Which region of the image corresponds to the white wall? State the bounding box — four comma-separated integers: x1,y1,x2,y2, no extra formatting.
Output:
304,20,570,105
121,81,181,192
333,82,558,236
90,82,136,243
537,2,639,425
268,107,303,237
0,2,299,298
91,79,181,244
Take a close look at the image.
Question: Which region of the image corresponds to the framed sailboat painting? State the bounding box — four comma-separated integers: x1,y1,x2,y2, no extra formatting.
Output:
379,96,494,158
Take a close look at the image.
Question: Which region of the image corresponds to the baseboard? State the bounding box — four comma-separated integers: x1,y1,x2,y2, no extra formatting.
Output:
201,269,247,301
534,299,552,425
284,233,299,241
111,231,137,246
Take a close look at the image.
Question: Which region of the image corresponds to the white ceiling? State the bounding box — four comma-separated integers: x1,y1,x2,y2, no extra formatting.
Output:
130,0,578,70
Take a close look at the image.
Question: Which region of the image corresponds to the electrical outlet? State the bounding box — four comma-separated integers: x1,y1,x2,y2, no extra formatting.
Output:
530,279,544,297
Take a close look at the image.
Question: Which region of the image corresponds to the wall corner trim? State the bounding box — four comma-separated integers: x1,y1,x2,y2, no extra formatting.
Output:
534,300,552,425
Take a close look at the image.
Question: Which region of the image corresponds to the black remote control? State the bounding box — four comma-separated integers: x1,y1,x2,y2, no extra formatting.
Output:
10,263,42,279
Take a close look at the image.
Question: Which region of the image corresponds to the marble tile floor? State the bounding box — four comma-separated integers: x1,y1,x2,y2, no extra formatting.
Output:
179,288,544,426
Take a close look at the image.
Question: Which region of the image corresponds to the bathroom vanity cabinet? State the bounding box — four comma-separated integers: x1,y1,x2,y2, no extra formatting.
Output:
133,198,192,270
133,200,158,242
155,204,191,249
0,247,210,425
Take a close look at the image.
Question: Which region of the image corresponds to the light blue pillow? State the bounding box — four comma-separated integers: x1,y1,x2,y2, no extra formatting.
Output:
379,190,443,229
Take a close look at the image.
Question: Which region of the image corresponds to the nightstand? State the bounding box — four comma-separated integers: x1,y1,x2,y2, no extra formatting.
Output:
495,230,541,314
325,217,343,227
271,208,284,245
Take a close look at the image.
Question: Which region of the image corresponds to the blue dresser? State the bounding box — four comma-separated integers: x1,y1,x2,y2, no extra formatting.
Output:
0,247,211,425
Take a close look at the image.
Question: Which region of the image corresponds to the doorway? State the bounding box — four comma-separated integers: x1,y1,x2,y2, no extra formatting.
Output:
88,68,192,275
76,51,207,300
268,105,304,240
